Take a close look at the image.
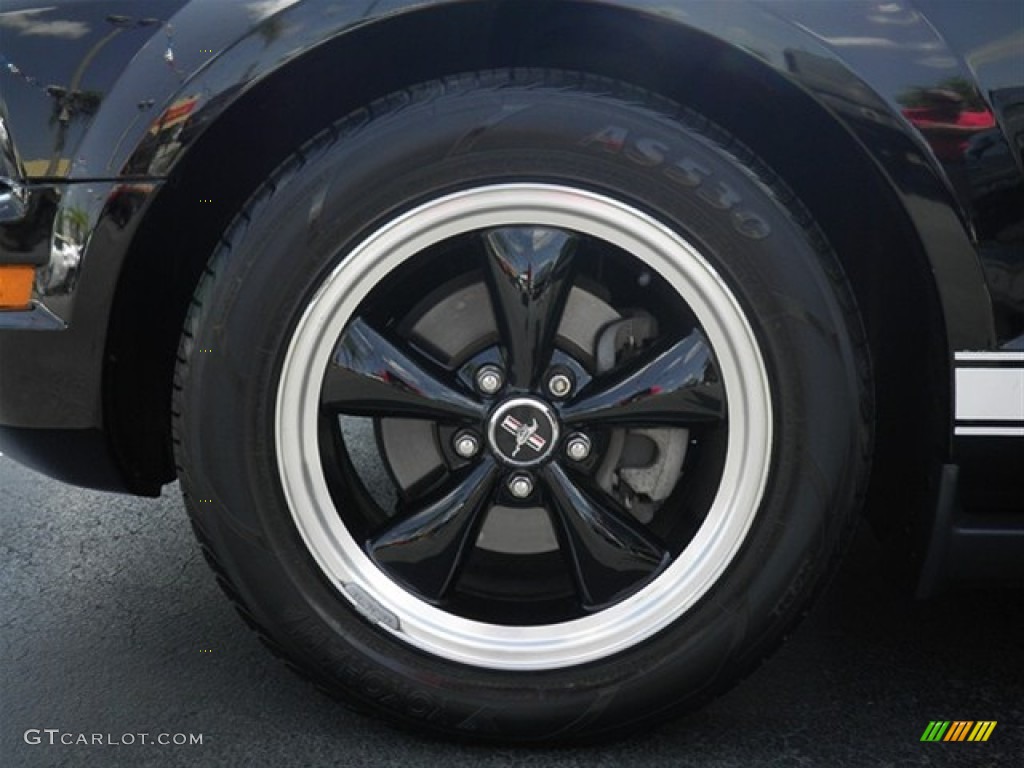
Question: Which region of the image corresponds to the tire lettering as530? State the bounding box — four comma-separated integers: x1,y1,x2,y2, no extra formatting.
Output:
582,126,771,240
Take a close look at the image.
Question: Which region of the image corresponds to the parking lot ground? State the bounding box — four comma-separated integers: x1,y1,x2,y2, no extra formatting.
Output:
1,456,1021,767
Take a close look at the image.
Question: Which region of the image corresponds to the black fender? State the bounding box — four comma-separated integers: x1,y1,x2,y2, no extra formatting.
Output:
7,0,1007,341
2,0,1021,494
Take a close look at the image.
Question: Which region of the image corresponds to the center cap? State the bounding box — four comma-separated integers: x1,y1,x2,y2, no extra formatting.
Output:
487,397,560,467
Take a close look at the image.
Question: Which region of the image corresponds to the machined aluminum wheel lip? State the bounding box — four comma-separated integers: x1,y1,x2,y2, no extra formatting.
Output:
275,183,773,671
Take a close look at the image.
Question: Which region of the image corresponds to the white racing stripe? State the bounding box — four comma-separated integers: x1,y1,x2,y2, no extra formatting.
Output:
954,351,1024,437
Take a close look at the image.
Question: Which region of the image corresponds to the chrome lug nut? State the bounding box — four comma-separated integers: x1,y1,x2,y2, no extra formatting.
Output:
507,473,535,499
475,365,505,396
453,431,481,459
565,433,592,462
546,371,574,399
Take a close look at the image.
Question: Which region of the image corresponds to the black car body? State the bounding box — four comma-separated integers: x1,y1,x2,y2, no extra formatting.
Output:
1,0,1022,742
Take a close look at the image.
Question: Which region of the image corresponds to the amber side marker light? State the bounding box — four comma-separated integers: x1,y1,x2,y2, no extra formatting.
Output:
0,266,35,310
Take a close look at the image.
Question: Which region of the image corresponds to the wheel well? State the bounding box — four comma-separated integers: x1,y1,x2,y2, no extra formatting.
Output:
106,0,946,532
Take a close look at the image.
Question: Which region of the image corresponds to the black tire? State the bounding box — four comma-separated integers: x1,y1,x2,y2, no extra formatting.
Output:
173,70,871,743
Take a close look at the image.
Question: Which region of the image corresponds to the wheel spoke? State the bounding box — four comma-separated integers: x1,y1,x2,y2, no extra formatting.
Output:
367,459,500,602
322,318,483,422
543,463,670,610
561,329,724,428
482,226,578,388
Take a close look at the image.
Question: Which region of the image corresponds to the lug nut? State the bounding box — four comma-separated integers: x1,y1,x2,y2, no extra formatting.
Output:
453,431,481,459
565,433,592,462
475,365,505,396
546,370,574,399
507,473,535,499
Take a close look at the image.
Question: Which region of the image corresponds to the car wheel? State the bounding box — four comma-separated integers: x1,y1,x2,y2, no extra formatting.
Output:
173,70,871,743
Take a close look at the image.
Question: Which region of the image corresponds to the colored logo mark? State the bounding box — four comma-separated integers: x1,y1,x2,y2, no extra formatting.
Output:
920,721,997,742
500,415,546,456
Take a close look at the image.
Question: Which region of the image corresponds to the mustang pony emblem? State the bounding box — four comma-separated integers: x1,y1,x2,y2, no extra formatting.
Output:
501,414,547,456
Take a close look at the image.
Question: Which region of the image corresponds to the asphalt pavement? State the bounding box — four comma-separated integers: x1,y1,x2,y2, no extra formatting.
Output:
1,454,1021,767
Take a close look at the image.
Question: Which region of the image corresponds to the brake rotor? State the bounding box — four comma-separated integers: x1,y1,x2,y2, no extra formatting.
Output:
373,277,686,553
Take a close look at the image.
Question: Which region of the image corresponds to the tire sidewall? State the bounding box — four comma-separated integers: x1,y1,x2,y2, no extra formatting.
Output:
176,73,866,739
